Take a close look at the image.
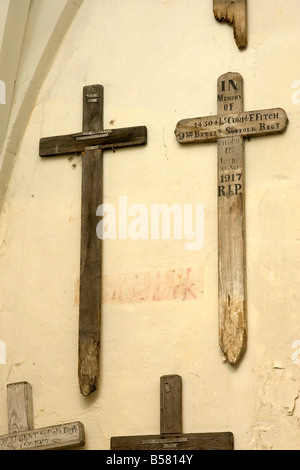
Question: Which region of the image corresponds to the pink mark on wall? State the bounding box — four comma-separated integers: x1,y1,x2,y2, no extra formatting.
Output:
75,267,204,305
102,266,204,304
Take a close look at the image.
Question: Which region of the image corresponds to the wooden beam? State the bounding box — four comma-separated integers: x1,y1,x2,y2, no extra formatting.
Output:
217,73,246,365
175,72,288,364
0,0,31,154
213,0,247,49
39,84,147,396
78,84,104,397
175,108,287,144
0,382,85,450
39,126,147,156
160,375,182,435
7,382,34,434
111,375,234,450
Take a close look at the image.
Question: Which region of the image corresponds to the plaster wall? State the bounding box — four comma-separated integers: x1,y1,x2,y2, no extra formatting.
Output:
0,0,300,450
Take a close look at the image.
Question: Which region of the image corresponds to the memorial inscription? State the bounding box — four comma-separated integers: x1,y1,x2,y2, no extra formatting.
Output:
175,72,288,365
39,85,147,396
176,109,286,142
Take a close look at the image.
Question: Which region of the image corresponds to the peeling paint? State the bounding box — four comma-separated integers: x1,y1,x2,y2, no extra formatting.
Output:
252,360,300,449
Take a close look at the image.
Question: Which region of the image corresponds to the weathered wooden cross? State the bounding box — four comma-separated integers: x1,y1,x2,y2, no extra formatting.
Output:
213,0,247,49
0,382,85,450
111,375,233,450
175,72,288,365
39,85,147,396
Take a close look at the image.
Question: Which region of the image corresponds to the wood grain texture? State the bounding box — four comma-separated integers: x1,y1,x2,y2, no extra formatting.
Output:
213,0,247,49
175,72,288,365
39,85,147,396
111,432,234,451
175,108,287,144
110,375,234,450
0,422,85,451
7,382,34,434
160,375,182,435
79,84,103,397
1,382,85,450
217,73,246,365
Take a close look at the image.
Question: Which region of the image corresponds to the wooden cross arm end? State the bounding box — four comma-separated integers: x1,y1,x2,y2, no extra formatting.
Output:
175,108,288,144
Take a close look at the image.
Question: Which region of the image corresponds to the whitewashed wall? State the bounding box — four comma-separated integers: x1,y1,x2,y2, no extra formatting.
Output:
0,0,300,450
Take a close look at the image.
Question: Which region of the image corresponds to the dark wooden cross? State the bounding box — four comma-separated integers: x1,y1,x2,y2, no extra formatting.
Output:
175,72,288,365
213,0,247,49
0,382,85,450
111,375,233,450
39,85,147,396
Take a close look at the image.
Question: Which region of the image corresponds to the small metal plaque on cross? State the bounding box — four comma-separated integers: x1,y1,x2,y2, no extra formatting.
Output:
39,85,147,396
111,375,233,450
0,382,85,450
175,72,288,365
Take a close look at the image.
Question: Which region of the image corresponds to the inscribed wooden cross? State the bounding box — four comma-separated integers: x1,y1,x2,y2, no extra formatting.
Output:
39,85,147,396
175,72,288,365
0,382,85,450
111,375,233,450
213,0,247,49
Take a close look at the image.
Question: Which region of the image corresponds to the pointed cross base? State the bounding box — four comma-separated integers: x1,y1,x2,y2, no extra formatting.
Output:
213,0,247,50
39,85,147,396
111,375,233,450
175,72,288,365
0,382,85,450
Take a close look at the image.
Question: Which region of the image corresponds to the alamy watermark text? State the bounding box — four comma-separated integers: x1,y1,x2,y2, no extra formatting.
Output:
96,196,204,251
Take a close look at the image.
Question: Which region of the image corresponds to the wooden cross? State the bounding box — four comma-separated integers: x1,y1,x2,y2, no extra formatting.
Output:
175,72,288,365
39,85,147,396
0,382,85,450
213,0,247,49
111,375,233,450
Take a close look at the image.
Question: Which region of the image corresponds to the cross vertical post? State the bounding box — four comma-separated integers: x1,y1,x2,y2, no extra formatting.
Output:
217,73,246,365
111,375,233,450
39,85,147,396
175,72,288,365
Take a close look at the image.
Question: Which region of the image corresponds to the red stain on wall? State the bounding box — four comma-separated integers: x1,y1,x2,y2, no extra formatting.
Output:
102,266,204,304
75,267,204,305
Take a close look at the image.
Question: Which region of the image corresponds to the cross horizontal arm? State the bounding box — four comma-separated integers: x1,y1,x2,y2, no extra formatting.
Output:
39,126,147,157
0,421,85,450
175,108,287,144
111,432,233,451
